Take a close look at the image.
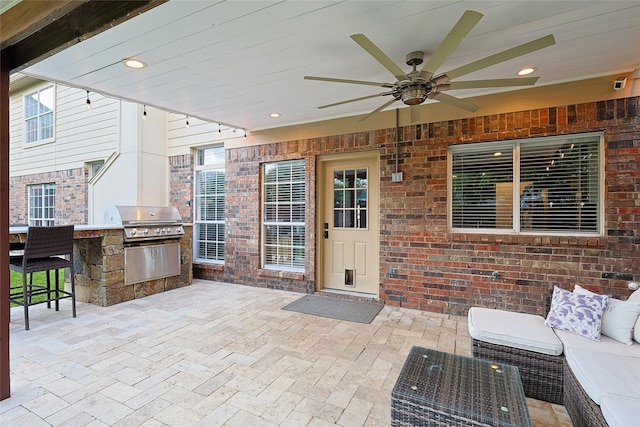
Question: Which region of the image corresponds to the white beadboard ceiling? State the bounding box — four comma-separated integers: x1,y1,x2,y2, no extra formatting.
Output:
21,0,640,132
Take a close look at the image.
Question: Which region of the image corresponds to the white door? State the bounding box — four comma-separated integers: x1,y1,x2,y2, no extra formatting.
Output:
318,153,379,295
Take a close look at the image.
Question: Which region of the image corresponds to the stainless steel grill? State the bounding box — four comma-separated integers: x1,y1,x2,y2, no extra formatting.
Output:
104,205,184,241
104,205,184,285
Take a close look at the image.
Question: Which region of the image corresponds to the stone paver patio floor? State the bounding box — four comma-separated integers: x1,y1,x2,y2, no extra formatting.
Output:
2,279,572,426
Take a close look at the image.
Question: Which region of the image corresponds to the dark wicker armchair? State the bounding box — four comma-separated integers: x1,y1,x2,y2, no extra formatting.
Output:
9,225,76,330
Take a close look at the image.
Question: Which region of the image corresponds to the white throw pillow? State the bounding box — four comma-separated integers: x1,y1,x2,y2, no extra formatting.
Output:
574,284,640,345
630,288,640,343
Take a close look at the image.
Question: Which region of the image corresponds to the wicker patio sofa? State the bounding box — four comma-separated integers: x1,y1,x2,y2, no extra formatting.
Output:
468,307,565,404
468,286,640,427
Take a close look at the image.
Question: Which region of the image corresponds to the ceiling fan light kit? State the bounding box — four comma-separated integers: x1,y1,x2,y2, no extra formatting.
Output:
304,10,556,122
399,85,429,105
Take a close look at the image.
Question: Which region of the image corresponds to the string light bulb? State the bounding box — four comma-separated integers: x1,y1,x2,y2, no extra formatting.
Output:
143,105,147,120
86,91,91,110
185,116,190,128
218,123,221,134
244,129,247,138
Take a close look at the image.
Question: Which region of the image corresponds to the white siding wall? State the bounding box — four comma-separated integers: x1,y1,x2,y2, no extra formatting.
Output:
10,82,120,176
139,104,169,207
167,113,240,156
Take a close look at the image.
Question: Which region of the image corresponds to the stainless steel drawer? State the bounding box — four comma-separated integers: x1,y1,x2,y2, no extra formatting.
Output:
124,242,180,285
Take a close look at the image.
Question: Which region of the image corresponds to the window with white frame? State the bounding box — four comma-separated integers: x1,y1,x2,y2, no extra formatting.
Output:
262,159,305,271
194,146,225,262
28,183,56,226
87,160,105,178
24,85,55,144
449,133,602,234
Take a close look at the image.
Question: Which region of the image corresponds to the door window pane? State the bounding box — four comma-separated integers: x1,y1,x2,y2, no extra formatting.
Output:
333,168,368,229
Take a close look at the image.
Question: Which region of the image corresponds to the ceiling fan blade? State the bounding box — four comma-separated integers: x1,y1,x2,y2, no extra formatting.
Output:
318,92,391,109
420,10,483,78
304,75,394,88
410,105,421,123
359,98,398,122
445,34,556,80
350,34,408,81
429,92,479,112
445,76,539,90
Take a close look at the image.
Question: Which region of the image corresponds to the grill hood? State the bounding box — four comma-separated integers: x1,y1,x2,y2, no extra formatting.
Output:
104,205,183,225
104,205,184,241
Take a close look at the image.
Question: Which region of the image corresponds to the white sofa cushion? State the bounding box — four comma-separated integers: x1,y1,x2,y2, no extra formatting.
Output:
468,307,563,356
600,394,640,427
555,328,640,358
574,285,640,345
629,288,640,343
565,347,640,405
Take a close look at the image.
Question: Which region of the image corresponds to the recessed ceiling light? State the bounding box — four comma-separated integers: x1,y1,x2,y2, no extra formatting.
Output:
517,67,535,76
123,58,146,69
269,113,281,118
494,152,503,157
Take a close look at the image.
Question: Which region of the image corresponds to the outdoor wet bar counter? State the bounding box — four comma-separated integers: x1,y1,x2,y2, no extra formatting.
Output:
9,224,193,306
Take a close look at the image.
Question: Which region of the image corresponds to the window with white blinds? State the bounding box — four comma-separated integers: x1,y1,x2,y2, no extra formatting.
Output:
262,159,305,271
449,133,602,234
194,146,225,262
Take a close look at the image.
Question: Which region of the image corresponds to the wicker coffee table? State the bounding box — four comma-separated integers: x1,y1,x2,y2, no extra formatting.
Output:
391,346,532,426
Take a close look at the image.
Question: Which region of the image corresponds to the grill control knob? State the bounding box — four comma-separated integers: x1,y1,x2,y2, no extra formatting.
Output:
130,229,136,236
154,229,160,235
142,229,149,235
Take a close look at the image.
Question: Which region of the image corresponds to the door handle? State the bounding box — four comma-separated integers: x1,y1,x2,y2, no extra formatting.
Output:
323,222,328,239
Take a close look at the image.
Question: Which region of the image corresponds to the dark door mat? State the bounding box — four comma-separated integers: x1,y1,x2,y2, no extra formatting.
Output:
282,294,383,324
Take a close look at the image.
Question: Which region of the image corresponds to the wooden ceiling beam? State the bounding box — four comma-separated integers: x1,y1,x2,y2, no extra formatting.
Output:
0,0,86,50
1,0,167,73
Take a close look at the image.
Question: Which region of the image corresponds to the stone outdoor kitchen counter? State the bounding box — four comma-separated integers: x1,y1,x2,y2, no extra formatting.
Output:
9,225,193,306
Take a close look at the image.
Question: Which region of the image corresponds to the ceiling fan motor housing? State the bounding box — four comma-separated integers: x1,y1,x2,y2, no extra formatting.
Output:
401,83,430,105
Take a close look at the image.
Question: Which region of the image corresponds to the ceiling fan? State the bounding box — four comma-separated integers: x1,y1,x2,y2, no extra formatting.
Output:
304,10,556,122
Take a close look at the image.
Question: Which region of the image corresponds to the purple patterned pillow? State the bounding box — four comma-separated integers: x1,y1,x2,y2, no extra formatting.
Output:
544,286,610,341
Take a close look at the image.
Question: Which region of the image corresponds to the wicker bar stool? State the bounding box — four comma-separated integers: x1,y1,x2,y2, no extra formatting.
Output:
9,225,76,330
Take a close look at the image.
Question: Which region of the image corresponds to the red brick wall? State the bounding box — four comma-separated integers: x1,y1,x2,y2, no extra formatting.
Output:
9,167,87,225
168,154,194,223
185,96,639,316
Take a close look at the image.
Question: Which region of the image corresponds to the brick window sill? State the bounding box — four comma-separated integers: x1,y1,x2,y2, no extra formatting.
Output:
193,262,224,271
259,268,305,281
